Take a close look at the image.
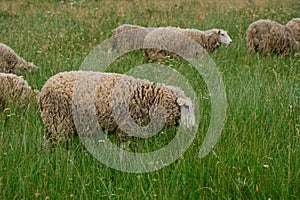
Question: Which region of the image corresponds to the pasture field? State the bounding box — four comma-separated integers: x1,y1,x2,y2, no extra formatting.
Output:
0,0,299,199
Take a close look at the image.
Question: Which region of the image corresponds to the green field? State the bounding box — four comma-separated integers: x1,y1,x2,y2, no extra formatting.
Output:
0,0,299,199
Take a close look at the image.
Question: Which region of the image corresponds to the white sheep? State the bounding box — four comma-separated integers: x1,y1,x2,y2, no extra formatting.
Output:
246,19,299,54
286,18,300,42
143,26,232,61
0,72,39,110
0,43,38,74
38,71,195,145
110,24,232,61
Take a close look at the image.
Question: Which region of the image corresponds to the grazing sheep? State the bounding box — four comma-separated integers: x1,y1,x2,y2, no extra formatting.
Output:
143,27,232,61
110,24,232,61
286,18,300,42
0,43,38,74
39,71,195,145
246,19,299,54
0,72,39,111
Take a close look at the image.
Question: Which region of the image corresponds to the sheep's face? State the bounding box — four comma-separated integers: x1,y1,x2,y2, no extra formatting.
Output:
27,62,38,72
218,30,232,46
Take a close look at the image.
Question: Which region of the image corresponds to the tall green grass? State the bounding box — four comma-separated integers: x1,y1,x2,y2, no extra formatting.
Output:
0,0,299,199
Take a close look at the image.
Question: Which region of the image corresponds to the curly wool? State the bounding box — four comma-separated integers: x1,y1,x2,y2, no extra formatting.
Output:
246,19,299,54
0,43,38,74
286,18,300,42
39,71,195,145
0,72,38,110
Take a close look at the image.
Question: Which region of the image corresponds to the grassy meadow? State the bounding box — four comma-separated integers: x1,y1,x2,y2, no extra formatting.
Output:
0,0,299,199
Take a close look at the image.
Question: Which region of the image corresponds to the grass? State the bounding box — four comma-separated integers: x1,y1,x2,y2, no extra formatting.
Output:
0,0,300,199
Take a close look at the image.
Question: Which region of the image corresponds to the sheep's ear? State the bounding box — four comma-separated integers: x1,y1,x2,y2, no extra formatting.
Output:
28,62,39,71
177,97,185,106
218,30,221,34
177,97,191,109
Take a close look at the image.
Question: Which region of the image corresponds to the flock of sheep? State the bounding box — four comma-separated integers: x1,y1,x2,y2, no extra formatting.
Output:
0,18,299,146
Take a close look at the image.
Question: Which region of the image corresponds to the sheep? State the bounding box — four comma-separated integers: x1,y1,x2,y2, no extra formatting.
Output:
246,19,299,54
110,24,232,61
0,43,38,74
286,18,300,42
143,27,232,61
38,71,195,145
0,72,39,111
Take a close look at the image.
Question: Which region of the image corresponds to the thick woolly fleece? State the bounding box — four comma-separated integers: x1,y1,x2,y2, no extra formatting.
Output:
39,71,195,145
0,43,38,74
143,27,225,61
0,72,38,110
246,19,299,54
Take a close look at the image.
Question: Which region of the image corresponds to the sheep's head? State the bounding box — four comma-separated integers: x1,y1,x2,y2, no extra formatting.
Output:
218,29,232,46
176,96,195,129
27,62,38,72
15,59,38,74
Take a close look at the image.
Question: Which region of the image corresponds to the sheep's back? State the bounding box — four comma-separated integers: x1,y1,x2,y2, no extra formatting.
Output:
112,24,143,35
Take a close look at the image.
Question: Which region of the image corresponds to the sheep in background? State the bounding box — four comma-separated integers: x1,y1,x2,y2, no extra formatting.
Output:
39,71,195,145
286,18,300,42
246,19,299,54
0,43,38,75
110,24,232,61
0,72,39,111
143,27,232,61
